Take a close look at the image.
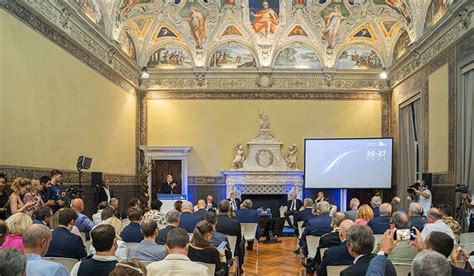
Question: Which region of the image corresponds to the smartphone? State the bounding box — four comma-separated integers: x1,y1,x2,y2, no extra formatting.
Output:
217,241,227,250
393,229,415,241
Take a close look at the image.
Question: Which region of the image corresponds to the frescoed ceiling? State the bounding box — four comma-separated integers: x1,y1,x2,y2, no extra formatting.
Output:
76,0,451,71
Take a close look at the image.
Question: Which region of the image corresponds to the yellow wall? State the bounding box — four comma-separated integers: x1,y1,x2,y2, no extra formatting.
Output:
147,99,382,175
428,64,449,173
0,11,136,174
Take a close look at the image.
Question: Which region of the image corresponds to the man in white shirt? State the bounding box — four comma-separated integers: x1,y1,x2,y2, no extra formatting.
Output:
414,179,432,216
147,228,208,276
92,201,108,224
420,208,456,241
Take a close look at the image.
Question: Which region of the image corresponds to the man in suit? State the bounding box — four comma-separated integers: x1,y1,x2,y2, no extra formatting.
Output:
315,219,355,276
216,200,244,271
345,198,360,221
300,201,333,256
71,198,95,240
33,206,53,227
97,178,114,203
46,208,87,260
120,206,144,243
295,198,316,228
204,211,232,265
206,195,218,211
340,225,396,276
228,191,241,211
179,201,203,233
194,199,207,217
161,174,179,194
235,199,259,250
371,196,382,217
156,210,180,245
368,202,392,234
284,192,303,228
315,191,325,205
408,202,426,231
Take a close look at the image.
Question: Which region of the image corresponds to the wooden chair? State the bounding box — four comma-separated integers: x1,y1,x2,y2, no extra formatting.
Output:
196,262,216,276
306,235,321,259
226,235,240,276
460,233,474,245
43,257,78,273
241,223,259,255
326,265,350,275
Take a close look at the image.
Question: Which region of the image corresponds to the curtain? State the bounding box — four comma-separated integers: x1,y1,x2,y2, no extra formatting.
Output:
459,67,474,187
413,99,423,179
399,102,418,206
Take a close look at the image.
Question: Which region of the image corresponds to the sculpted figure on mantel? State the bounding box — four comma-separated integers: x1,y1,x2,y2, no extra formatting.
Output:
231,144,245,169
285,144,298,170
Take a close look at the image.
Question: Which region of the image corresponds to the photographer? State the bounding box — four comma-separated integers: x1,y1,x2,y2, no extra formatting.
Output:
412,179,432,216
460,189,474,232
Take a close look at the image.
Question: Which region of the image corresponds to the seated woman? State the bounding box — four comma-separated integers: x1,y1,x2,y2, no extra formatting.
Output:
0,212,32,250
355,204,374,225
188,221,227,276
23,179,45,217
8,177,34,215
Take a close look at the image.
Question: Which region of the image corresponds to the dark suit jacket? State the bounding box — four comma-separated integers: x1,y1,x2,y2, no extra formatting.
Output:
341,254,396,276
161,181,178,194
316,241,354,276
367,216,391,234
179,212,204,233
97,186,114,203
194,208,207,217
206,201,218,212
216,214,242,248
46,227,87,260
295,208,316,227
285,199,303,212
314,230,341,261
452,265,472,276
235,208,259,223
156,225,176,245
409,215,426,231
228,198,242,210
373,207,380,217
300,215,333,254
120,222,144,243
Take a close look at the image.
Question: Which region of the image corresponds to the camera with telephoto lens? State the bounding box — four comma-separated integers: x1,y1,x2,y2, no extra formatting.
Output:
65,185,83,199
455,184,469,194
407,182,421,193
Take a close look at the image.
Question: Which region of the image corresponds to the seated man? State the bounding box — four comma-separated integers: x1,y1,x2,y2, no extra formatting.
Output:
179,201,203,233
46,208,87,260
147,228,208,275
92,201,108,224
370,196,382,217
284,192,303,228
194,200,208,217
437,203,462,236
315,219,355,276
70,225,118,276
313,212,345,263
120,206,144,243
344,198,360,221
206,195,218,212
235,199,259,250
295,198,316,227
0,248,27,276
128,219,167,261
368,202,392,234
72,198,95,240
421,208,455,240
204,211,232,263
228,191,241,211
33,206,53,227
156,210,180,245
408,202,426,231
385,211,417,264
216,199,244,271
299,201,333,256
340,225,396,276
24,224,68,276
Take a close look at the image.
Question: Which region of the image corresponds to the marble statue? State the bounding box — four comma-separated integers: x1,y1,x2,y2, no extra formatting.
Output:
259,110,270,130
231,144,245,169
285,144,298,170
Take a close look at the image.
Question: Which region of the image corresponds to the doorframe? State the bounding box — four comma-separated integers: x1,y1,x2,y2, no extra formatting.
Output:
139,146,192,206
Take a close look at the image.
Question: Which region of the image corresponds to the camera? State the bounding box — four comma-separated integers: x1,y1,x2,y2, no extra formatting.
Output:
455,184,469,194
65,185,83,199
407,182,421,193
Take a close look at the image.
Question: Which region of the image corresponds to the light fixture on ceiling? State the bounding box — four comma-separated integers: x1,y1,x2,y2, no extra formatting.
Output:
379,67,388,80
141,67,149,79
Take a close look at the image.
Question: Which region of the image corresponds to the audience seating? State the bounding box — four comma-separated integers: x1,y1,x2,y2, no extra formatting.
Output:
393,263,412,275
125,242,139,250
306,235,321,259
373,234,384,252
460,233,474,244
226,235,240,276
80,232,86,244
463,243,474,254
320,247,328,260
197,262,216,276
241,223,259,255
85,240,92,254
188,233,194,241
326,265,350,275
43,257,78,273
296,220,305,250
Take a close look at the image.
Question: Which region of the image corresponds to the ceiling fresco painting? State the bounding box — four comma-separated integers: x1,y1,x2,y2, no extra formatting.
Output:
74,0,452,71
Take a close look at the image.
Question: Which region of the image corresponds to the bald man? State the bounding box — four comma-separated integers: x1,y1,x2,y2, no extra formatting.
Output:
194,199,207,217
24,224,69,276
315,220,355,276
71,198,95,240
178,201,203,233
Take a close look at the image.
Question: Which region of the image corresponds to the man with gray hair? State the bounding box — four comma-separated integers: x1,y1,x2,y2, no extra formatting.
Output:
421,208,455,240
235,199,259,250
178,200,203,233
384,211,417,264
371,196,382,217
295,198,316,227
345,198,360,221
23,224,69,275
0,248,27,276
409,202,426,231
341,225,396,276
299,201,333,257
156,210,180,245
368,202,392,234
412,250,451,276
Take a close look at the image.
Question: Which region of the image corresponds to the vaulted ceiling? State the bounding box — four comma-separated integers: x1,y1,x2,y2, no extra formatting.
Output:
77,0,450,71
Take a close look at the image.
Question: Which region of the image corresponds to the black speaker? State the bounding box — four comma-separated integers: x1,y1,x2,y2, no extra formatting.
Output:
422,173,432,189
91,172,103,188
77,156,92,170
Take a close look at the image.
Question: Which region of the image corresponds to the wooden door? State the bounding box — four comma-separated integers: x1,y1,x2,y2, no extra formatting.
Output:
152,160,182,197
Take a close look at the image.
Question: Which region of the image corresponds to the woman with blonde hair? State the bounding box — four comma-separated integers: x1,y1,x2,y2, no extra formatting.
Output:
355,204,374,225
0,212,32,250
8,177,35,215
23,179,45,217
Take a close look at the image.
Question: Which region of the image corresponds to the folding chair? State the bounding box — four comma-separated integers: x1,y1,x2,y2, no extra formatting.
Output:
241,223,259,255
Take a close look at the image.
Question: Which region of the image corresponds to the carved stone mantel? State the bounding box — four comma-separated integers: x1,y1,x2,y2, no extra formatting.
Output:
139,146,192,205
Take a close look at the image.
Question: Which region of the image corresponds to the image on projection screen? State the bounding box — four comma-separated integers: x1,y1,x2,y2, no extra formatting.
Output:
304,138,393,189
